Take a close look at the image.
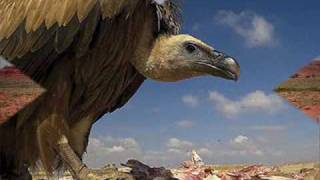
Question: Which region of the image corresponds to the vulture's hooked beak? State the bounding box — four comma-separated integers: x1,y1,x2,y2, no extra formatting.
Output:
195,50,240,81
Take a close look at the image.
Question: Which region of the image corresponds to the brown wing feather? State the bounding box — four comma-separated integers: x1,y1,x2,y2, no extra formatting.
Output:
0,0,141,61
0,0,95,38
0,0,182,174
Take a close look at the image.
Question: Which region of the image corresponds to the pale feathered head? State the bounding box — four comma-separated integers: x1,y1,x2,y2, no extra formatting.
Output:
137,34,240,82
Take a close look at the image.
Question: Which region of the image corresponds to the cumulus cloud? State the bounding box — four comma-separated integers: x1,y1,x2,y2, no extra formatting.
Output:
232,135,249,144
197,148,212,157
189,135,266,162
84,137,194,168
176,120,195,129
215,10,276,47
209,90,285,119
84,133,318,167
182,95,199,108
163,138,195,164
166,138,194,150
84,137,142,168
0,57,12,69
228,135,264,156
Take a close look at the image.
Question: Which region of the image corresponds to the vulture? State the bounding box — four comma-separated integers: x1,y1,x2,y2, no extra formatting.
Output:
0,0,240,179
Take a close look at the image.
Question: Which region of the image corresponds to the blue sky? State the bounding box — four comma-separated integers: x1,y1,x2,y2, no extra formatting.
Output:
83,0,320,167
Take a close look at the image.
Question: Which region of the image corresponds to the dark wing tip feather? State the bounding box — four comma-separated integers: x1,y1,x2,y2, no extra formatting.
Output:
155,0,182,35
168,0,183,34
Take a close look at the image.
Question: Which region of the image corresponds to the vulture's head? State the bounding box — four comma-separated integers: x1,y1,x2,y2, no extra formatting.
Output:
136,34,240,82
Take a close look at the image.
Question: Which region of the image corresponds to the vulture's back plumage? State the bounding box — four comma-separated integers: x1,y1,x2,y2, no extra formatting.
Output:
0,0,181,176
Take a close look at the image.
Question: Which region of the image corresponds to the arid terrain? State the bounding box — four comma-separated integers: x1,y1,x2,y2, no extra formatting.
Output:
31,160,319,180
0,66,44,124
31,152,320,179
276,60,320,123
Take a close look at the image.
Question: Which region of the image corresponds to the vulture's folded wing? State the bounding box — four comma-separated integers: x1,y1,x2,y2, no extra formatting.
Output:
0,0,141,60
0,0,181,119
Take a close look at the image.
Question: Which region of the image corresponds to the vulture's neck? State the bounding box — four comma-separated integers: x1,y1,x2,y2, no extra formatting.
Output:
131,35,176,81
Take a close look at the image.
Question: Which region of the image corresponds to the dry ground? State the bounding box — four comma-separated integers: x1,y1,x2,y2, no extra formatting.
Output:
276,61,320,123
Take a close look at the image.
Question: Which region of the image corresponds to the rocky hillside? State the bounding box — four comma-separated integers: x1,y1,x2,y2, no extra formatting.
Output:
276,60,320,123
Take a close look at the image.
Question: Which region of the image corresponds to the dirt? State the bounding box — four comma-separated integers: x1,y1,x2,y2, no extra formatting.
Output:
276,60,320,123
30,150,320,179
290,61,320,78
31,160,320,180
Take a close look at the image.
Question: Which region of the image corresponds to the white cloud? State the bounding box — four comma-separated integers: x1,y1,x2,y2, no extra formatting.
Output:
176,120,195,129
166,138,194,150
209,90,285,119
0,57,12,69
233,135,249,144
85,137,192,168
191,135,267,162
197,148,212,157
107,146,125,153
167,148,183,154
215,10,276,47
84,133,318,168
254,150,264,156
182,95,199,108
229,135,264,157
84,137,142,168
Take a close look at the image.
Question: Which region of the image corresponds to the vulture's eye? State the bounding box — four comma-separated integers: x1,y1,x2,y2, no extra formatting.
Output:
185,43,198,54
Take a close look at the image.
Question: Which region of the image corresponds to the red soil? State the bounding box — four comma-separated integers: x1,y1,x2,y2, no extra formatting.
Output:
278,60,320,124
278,91,320,123
303,105,320,123
291,60,320,78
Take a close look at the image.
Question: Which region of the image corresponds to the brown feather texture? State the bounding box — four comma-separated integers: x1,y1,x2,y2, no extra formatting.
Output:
0,0,182,177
